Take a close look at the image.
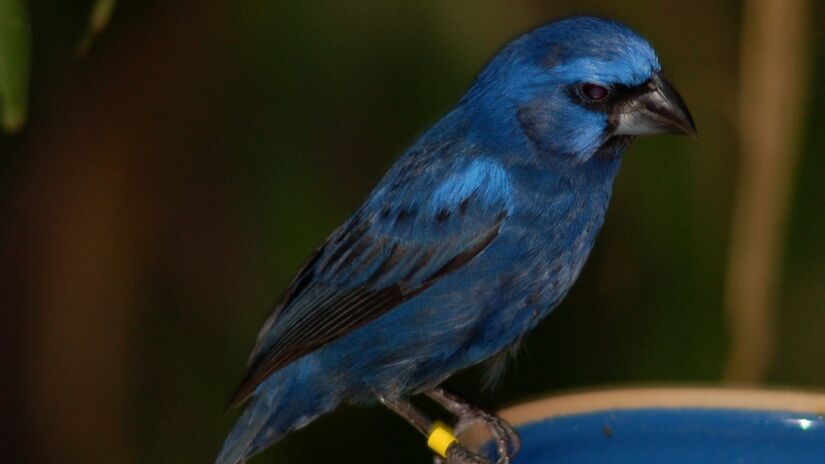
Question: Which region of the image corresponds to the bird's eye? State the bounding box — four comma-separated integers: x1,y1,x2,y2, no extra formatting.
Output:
581,83,609,101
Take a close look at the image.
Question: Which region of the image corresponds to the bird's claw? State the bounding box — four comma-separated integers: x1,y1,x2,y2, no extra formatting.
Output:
477,409,520,463
434,442,493,464
431,417,517,464
427,388,520,464
450,410,518,464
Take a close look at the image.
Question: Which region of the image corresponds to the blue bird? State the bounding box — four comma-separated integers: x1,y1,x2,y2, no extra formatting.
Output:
217,16,695,464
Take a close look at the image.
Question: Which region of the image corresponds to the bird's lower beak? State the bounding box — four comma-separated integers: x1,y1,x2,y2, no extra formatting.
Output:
613,73,697,137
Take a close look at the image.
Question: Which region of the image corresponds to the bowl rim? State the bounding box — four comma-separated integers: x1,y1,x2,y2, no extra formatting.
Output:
499,386,825,427
459,386,825,450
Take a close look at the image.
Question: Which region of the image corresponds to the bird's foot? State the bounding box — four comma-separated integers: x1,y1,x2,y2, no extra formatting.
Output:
380,390,519,464
427,388,520,464
451,408,518,464
441,442,494,464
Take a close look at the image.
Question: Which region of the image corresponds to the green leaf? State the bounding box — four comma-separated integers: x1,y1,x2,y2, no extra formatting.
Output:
77,0,116,57
0,0,31,133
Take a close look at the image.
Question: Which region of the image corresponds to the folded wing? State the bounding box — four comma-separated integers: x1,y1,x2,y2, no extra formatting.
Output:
228,155,513,407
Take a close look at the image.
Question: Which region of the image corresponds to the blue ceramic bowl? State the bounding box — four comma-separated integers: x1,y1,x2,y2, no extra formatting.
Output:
464,388,825,463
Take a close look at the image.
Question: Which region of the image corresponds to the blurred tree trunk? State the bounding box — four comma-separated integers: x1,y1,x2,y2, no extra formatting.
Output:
725,0,810,383
23,153,138,464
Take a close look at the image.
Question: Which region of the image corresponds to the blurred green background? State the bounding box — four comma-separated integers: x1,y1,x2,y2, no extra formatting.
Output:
2,1,824,463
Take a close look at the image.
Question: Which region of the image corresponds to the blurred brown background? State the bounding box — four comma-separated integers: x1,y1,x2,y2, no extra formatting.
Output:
2,1,824,463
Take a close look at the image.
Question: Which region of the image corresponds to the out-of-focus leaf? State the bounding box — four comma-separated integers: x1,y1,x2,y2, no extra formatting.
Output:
0,0,31,133
77,0,116,57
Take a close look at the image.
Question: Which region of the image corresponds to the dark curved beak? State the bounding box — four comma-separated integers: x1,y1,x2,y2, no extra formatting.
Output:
614,73,697,137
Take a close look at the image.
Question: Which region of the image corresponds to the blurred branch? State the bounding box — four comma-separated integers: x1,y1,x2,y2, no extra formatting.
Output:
0,0,30,133
724,0,810,383
77,0,117,57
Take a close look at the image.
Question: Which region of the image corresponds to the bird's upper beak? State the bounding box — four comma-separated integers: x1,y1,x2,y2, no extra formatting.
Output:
613,72,696,137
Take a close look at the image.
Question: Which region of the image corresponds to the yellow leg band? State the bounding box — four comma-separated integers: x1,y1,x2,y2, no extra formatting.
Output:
427,421,458,458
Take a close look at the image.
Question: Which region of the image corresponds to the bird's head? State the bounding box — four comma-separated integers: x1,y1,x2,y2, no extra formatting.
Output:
463,16,696,163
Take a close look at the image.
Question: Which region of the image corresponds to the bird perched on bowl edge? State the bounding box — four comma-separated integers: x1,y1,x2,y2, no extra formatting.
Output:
216,15,696,464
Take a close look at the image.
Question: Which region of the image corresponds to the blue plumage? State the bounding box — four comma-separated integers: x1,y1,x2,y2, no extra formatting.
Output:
217,16,695,464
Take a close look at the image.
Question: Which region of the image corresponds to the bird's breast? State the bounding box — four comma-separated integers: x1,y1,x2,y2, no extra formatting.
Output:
495,165,619,302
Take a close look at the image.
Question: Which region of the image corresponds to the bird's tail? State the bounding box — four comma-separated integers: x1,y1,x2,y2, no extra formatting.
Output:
215,357,344,464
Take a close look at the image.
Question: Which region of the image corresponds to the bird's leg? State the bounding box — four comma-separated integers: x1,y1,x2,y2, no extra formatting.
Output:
425,388,520,464
377,395,493,464
378,395,432,436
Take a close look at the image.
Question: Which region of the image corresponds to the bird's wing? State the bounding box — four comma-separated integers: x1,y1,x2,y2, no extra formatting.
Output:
227,156,513,407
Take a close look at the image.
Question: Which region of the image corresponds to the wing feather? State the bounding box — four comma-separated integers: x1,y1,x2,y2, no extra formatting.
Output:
227,155,512,407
